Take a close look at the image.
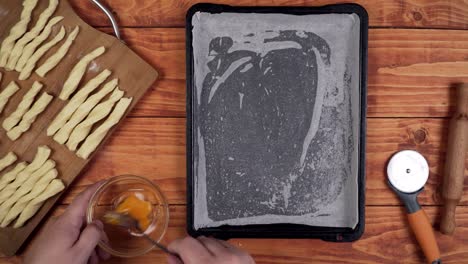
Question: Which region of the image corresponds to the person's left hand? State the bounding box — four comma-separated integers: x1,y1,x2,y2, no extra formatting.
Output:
23,181,111,264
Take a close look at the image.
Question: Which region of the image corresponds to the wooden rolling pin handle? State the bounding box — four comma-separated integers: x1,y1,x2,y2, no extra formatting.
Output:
456,84,468,116
440,200,457,235
440,84,468,235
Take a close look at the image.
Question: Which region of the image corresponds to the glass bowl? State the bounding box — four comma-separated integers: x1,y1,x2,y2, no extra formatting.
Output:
86,175,169,257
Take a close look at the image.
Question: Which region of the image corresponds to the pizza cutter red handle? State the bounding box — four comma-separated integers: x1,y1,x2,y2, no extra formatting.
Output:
407,210,441,264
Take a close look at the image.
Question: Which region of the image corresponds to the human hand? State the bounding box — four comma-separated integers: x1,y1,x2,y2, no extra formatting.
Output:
167,236,255,264
23,181,110,264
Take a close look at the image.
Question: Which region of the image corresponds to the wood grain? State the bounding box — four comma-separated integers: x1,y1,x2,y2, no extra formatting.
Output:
2,205,468,263
67,0,468,29
1,1,467,263
48,117,467,207
91,27,468,118
0,0,157,256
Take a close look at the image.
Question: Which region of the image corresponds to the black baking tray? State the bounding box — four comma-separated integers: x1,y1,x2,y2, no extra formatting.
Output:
186,3,368,242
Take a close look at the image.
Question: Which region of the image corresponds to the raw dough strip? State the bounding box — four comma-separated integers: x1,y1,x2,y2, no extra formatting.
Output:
19,26,66,81
7,92,54,141
36,26,80,78
0,161,55,221
7,161,56,202
55,79,118,144
0,81,20,114
7,0,60,70
0,162,27,192
48,69,112,136
60,46,106,100
14,179,65,228
77,97,133,159
0,0,39,67
0,152,17,174
3,81,43,131
26,146,52,173
15,16,64,72
67,88,124,151
0,146,50,203
1,168,57,227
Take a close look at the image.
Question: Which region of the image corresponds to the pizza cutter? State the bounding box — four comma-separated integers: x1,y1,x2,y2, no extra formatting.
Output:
387,150,441,264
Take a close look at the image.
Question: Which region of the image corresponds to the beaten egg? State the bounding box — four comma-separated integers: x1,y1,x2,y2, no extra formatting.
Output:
115,194,152,231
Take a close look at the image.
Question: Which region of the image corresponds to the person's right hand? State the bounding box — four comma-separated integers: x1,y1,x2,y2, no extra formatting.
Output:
167,236,255,264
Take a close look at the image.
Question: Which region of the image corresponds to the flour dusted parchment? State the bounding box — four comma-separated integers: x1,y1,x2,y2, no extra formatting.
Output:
192,12,361,229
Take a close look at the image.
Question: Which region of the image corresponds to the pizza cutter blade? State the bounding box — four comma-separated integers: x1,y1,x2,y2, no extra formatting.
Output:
387,150,441,264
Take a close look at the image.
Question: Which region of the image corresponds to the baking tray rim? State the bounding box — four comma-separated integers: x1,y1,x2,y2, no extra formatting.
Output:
185,3,368,242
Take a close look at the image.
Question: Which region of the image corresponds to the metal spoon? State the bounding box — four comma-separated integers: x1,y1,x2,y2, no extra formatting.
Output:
90,0,121,40
103,211,179,258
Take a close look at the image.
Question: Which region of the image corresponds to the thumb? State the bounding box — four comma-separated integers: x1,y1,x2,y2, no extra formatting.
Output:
73,221,104,262
167,254,184,264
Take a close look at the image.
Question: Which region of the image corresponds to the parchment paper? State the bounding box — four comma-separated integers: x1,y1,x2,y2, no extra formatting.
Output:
191,12,361,229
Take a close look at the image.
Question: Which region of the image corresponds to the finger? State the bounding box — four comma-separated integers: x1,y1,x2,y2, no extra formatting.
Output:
73,221,104,262
97,247,111,261
217,239,237,249
168,236,212,262
198,236,230,255
87,250,99,264
167,254,184,264
217,239,249,255
97,248,111,261
61,181,106,229
216,240,254,263
97,231,111,260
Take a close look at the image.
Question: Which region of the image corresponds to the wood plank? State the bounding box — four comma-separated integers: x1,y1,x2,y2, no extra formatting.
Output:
100,28,468,118
67,0,468,29
0,0,158,256
65,117,187,204
2,205,468,263
368,29,468,118
57,117,468,206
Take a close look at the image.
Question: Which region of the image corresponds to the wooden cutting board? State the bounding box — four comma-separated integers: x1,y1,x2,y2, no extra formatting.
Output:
0,0,158,256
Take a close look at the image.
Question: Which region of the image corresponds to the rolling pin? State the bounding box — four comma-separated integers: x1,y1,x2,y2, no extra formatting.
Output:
440,83,468,235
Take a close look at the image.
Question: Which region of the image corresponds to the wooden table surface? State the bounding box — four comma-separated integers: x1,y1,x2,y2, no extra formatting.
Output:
2,0,468,263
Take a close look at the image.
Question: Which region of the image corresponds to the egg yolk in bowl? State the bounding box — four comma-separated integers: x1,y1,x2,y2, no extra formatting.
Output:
114,194,152,231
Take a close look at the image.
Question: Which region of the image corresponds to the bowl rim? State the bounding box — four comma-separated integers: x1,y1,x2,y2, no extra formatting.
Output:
86,174,170,258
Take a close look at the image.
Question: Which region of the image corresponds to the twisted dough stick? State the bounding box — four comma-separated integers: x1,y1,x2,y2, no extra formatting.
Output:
0,146,50,203
0,160,55,221
7,0,60,71
60,46,106,100
19,26,66,81
48,69,111,136
0,81,20,114
26,146,51,173
54,79,118,144
15,16,64,72
36,26,80,78
7,92,54,141
0,162,27,192
77,97,133,159
67,88,124,151
1,168,57,227
3,81,43,131
8,160,55,200
14,179,64,228
0,0,39,67
0,152,17,173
